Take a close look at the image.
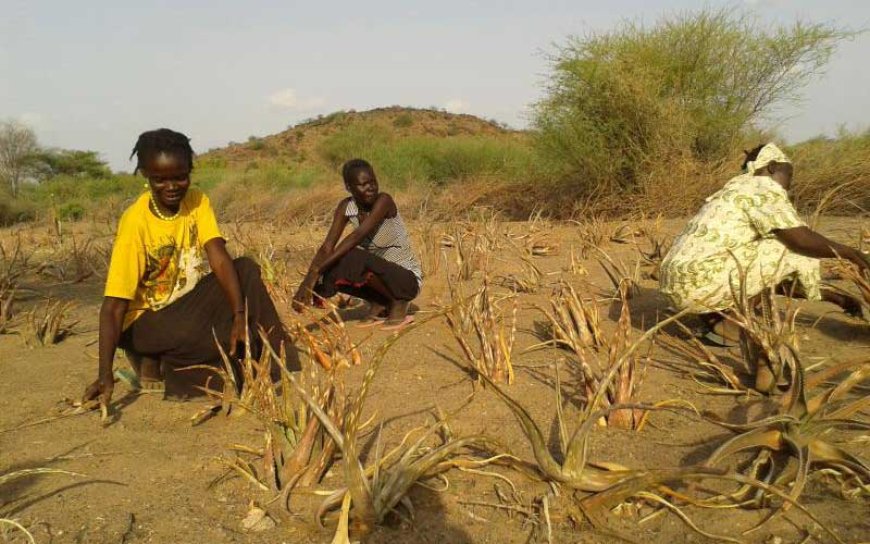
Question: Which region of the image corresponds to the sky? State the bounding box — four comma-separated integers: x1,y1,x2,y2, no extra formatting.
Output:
2,0,869,171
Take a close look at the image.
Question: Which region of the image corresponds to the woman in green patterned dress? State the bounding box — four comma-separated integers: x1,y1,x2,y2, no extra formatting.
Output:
660,143,869,343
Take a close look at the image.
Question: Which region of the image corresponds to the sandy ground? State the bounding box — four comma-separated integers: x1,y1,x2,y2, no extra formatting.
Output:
1,216,868,544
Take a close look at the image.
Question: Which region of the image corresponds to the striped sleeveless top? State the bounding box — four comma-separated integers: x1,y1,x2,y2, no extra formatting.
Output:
345,198,422,285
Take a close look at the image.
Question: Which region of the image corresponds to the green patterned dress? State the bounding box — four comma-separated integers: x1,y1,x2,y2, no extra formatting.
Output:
660,174,820,312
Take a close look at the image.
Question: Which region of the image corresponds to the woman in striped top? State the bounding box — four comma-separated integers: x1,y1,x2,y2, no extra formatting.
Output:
293,159,422,330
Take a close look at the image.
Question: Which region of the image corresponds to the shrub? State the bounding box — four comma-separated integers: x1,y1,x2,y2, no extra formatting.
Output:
316,121,535,187
788,129,870,215
392,112,414,128
533,8,849,196
58,202,85,221
247,137,265,151
0,194,36,225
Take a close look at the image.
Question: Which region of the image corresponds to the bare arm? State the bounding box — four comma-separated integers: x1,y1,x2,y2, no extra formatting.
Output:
204,238,246,355
317,193,396,271
82,296,128,404
775,226,868,271
293,200,351,306
292,195,396,308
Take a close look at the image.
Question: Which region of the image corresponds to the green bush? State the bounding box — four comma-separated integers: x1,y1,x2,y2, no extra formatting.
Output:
0,194,36,225
533,8,848,194
247,136,266,151
25,174,142,206
316,122,535,187
393,113,414,128
58,202,85,221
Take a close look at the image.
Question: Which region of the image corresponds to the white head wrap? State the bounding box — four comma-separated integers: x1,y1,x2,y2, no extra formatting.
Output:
745,142,790,174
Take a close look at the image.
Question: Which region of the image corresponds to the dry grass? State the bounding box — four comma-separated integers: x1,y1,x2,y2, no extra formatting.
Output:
506,210,560,257
0,281,14,335
412,222,444,278
567,217,612,259
537,279,653,429
26,299,77,346
444,276,518,385
827,260,870,317
702,357,870,513
226,332,348,505
34,235,110,284
566,282,649,429
724,264,801,395
441,217,504,282
537,279,603,353
597,249,642,300
198,313,354,513
496,254,544,293
285,326,500,541
655,324,747,393
0,237,29,334
292,307,362,371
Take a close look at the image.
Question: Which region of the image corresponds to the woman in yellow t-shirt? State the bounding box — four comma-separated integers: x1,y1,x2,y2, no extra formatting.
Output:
82,129,294,406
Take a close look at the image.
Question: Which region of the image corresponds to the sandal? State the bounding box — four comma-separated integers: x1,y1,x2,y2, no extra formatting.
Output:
356,316,387,329
114,368,166,394
697,319,740,348
380,315,415,332
699,330,737,348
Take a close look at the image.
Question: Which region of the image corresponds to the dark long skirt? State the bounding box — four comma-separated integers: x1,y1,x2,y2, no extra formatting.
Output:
315,248,420,305
119,257,299,372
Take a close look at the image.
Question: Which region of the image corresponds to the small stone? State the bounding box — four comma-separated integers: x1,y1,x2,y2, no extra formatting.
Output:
241,504,276,532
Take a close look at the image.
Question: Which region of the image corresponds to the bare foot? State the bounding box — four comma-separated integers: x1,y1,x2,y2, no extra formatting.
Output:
381,315,415,331
386,301,409,323
381,301,414,330
356,303,388,328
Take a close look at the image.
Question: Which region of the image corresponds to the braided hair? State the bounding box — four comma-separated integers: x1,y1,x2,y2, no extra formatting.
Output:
130,128,194,174
341,158,375,186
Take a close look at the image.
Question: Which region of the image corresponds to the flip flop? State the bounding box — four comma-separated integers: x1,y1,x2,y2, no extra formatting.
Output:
356,316,387,329
114,368,165,394
699,330,737,348
139,379,166,394
380,315,415,332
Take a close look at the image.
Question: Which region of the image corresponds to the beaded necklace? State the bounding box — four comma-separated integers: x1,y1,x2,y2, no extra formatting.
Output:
149,192,180,221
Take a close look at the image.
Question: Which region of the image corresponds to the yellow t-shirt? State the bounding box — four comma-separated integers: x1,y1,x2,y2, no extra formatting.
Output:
104,188,222,329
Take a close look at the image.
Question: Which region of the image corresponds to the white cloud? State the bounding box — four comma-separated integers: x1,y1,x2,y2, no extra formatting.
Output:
443,99,469,113
268,88,326,111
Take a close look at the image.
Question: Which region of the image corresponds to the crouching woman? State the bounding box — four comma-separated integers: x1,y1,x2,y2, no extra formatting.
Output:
660,142,869,344
293,159,422,330
83,129,294,406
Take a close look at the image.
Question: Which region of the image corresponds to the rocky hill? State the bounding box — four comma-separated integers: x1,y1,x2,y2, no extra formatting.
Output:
200,106,522,168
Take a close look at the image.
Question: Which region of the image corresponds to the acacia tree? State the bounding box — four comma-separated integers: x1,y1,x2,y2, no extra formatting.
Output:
0,120,39,197
533,8,850,193
35,149,111,179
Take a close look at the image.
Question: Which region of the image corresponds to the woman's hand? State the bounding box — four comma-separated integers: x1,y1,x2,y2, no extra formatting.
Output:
82,375,114,406
292,280,314,312
229,313,247,357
